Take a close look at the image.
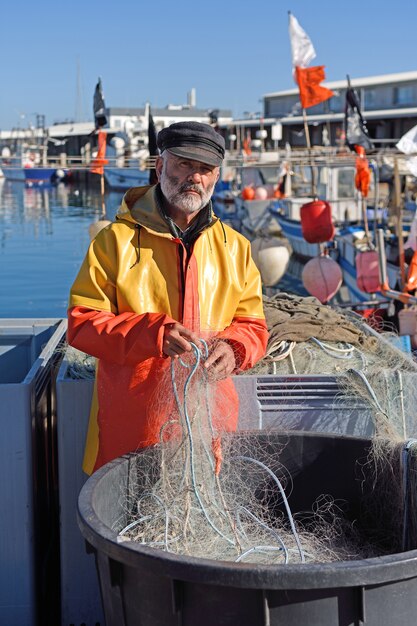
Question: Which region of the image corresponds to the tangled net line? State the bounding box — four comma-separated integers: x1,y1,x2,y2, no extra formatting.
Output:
117,340,310,564
260,337,368,376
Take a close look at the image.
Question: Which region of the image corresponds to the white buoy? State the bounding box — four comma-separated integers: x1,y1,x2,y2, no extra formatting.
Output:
251,237,290,287
89,220,112,240
254,186,268,200
302,255,342,303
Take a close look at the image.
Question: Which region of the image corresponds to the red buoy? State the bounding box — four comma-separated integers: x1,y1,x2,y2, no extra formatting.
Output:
355,250,380,293
300,200,335,244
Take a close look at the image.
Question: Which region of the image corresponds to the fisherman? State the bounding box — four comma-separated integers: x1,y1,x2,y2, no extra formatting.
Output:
67,121,268,474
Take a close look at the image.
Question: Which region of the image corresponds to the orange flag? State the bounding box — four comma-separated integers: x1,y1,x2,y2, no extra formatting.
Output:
295,65,334,109
354,145,371,197
90,129,108,175
243,131,252,156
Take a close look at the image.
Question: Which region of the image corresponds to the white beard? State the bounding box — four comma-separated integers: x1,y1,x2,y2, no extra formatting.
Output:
160,170,215,214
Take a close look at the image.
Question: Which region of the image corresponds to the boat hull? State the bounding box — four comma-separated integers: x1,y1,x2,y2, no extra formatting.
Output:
104,167,149,190
1,166,69,186
274,213,321,258
336,229,399,304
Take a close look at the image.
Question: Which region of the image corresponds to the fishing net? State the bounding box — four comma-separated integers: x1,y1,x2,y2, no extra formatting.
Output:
63,344,96,380
114,344,381,564
247,294,414,377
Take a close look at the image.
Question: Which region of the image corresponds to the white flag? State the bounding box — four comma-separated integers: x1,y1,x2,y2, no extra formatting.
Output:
397,125,417,178
288,12,316,69
397,124,417,155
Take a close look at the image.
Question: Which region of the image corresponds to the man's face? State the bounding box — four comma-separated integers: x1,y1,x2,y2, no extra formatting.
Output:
157,152,220,215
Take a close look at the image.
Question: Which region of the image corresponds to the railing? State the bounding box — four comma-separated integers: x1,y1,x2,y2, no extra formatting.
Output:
0,156,158,171
1,148,416,172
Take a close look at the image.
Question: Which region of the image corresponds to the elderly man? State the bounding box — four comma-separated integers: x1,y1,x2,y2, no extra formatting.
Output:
67,121,268,473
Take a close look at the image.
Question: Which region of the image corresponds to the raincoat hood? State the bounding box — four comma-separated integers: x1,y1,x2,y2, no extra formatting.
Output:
116,185,171,233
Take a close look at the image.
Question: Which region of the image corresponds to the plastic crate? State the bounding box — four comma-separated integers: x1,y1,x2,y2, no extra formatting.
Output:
0,318,66,626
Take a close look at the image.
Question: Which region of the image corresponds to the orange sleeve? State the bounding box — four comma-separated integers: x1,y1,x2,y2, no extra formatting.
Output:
216,240,268,371
67,306,176,366
217,316,268,371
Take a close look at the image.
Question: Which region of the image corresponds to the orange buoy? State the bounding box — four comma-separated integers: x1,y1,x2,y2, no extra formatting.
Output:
241,186,255,200
300,200,335,244
355,250,380,293
302,255,342,303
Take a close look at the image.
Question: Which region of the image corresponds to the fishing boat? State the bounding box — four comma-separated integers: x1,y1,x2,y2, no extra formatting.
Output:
103,165,149,190
334,225,400,304
332,152,417,305
231,164,283,235
268,158,367,258
1,153,70,186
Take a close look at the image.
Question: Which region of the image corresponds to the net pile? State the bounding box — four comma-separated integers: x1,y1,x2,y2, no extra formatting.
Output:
113,343,380,564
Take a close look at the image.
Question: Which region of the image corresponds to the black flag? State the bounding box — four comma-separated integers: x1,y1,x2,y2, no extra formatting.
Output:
344,76,372,151
93,78,107,129
148,106,159,185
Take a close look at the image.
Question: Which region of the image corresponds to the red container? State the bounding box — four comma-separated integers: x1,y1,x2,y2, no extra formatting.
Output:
300,200,335,243
355,250,380,293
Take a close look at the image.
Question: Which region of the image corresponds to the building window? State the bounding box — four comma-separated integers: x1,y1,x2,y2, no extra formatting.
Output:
393,86,414,106
364,89,376,108
329,93,342,113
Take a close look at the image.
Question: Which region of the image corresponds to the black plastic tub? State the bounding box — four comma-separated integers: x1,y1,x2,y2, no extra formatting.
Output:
77,432,417,626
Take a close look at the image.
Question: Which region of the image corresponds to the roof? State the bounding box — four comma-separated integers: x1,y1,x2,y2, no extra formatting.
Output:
106,107,232,117
263,70,417,99
48,122,95,137
278,107,417,125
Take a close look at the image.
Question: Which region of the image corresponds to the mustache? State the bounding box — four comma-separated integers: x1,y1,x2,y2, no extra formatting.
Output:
178,183,204,195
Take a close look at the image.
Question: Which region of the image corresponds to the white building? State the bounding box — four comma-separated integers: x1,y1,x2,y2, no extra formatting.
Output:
219,71,417,150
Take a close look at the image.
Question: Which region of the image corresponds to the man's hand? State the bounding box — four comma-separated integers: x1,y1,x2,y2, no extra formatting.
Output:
163,323,201,358
204,340,236,381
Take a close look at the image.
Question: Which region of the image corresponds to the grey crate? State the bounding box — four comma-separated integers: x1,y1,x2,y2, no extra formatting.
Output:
56,357,103,626
0,318,66,626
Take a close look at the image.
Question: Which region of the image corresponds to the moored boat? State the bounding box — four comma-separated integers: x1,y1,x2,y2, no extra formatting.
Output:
1,156,70,186
103,166,149,190
269,159,366,258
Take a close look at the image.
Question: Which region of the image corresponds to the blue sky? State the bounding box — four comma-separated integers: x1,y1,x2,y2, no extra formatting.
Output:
1,0,416,129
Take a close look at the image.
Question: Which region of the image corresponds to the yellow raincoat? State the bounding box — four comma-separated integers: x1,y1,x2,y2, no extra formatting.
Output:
68,185,268,473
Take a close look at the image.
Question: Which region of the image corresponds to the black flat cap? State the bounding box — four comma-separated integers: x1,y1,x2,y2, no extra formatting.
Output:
157,121,225,166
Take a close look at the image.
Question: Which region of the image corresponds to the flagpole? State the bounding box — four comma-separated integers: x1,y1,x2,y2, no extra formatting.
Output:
100,171,106,217
302,107,317,197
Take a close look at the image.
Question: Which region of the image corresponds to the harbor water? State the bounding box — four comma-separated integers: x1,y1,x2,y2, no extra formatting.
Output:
0,178,308,318
0,179,123,317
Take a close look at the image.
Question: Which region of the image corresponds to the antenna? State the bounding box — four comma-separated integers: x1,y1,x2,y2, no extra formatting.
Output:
75,58,85,122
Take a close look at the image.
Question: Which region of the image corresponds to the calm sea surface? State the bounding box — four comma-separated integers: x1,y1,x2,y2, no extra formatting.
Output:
0,179,306,318
0,179,125,317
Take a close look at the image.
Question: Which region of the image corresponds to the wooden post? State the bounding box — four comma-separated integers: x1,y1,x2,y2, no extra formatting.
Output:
394,156,406,289
302,108,317,197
